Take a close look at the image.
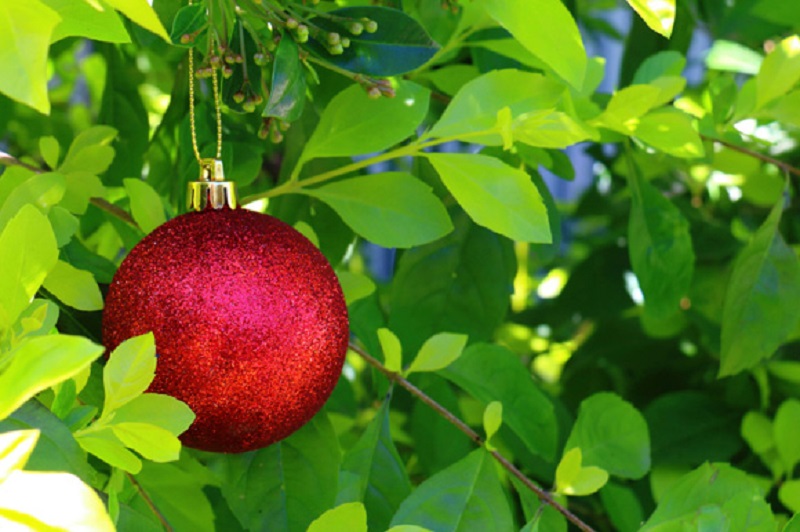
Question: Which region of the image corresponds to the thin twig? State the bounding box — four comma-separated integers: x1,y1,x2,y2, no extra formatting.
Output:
126,472,174,532
700,133,800,177
348,342,596,532
0,150,140,229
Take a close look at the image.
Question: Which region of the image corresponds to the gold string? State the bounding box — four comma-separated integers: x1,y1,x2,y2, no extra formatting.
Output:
188,0,223,164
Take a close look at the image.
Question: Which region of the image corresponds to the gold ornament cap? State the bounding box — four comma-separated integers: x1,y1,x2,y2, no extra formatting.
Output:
188,158,238,211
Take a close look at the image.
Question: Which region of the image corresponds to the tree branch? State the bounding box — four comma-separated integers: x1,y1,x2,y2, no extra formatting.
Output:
700,134,800,177
0,150,140,229
348,342,596,532
126,472,173,532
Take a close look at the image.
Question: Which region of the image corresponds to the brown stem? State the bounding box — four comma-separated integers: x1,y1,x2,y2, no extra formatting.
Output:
700,134,800,177
126,472,173,532
348,342,596,532
0,150,140,229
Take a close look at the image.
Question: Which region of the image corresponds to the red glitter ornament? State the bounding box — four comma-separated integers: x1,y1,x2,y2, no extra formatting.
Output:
102,207,349,453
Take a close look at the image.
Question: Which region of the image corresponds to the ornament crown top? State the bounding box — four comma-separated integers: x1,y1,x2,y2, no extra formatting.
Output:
188,158,238,211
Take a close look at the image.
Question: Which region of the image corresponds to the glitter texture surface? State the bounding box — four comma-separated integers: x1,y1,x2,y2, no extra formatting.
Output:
102,208,349,453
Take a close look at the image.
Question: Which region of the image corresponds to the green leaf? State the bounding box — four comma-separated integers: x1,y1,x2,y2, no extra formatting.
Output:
339,402,411,531
786,514,800,532
633,51,686,84
742,411,775,455
705,40,763,75
756,35,800,109
48,206,79,247
0,430,38,481
60,126,117,169
720,201,800,376
389,213,515,354
479,0,586,88
482,401,502,448
76,428,142,474
429,70,565,144
301,80,429,161
307,6,438,76
645,391,743,466
378,328,403,374
336,271,376,307
263,36,307,122
111,422,181,462
132,461,215,532
0,1,60,114
39,136,60,169
308,503,367,532
169,4,206,47
123,178,166,234
42,260,103,311
210,412,340,532
593,85,662,133
43,0,130,43
781,481,800,514
0,335,104,420
302,172,452,248
0,172,66,230
112,394,194,436
625,0,675,38
0,401,93,481
0,470,114,531
775,399,800,473
103,333,157,415
0,205,59,331
407,332,467,375
599,483,645,532
427,152,551,243
555,447,609,496
390,449,514,530
627,168,694,321
103,0,169,41
441,344,557,460
633,109,704,158
565,392,651,479
512,109,596,148
61,172,104,215
642,463,776,530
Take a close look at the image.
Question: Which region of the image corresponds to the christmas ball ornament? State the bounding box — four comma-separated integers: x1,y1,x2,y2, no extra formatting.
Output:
102,162,349,453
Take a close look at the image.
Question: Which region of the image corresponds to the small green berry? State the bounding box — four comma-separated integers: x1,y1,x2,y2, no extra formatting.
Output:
341,37,350,48
327,32,340,46
364,19,378,33
233,91,246,104
367,86,381,99
222,65,233,78
348,22,364,35
296,25,309,43
286,18,299,30
329,43,344,55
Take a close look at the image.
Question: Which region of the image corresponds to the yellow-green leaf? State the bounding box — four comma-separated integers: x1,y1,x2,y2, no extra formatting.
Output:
43,260,103,311
124,178,166,234
45,0,129,43
756,35,800,109
555,448,609,496
111,422,182,463
0,1,60,114
0,335,104,420
307,502,368,532
336,271,376,306
0,470,114,531
483,402,503,450
626,0,676,38
103,333,157,415
76,429,142,473
0,430,39,482
0,205,59,331
378,328,403,374
103,0,169,41
407,332,468,375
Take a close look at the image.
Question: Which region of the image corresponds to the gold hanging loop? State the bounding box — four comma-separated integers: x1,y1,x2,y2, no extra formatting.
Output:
187,0,236,211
